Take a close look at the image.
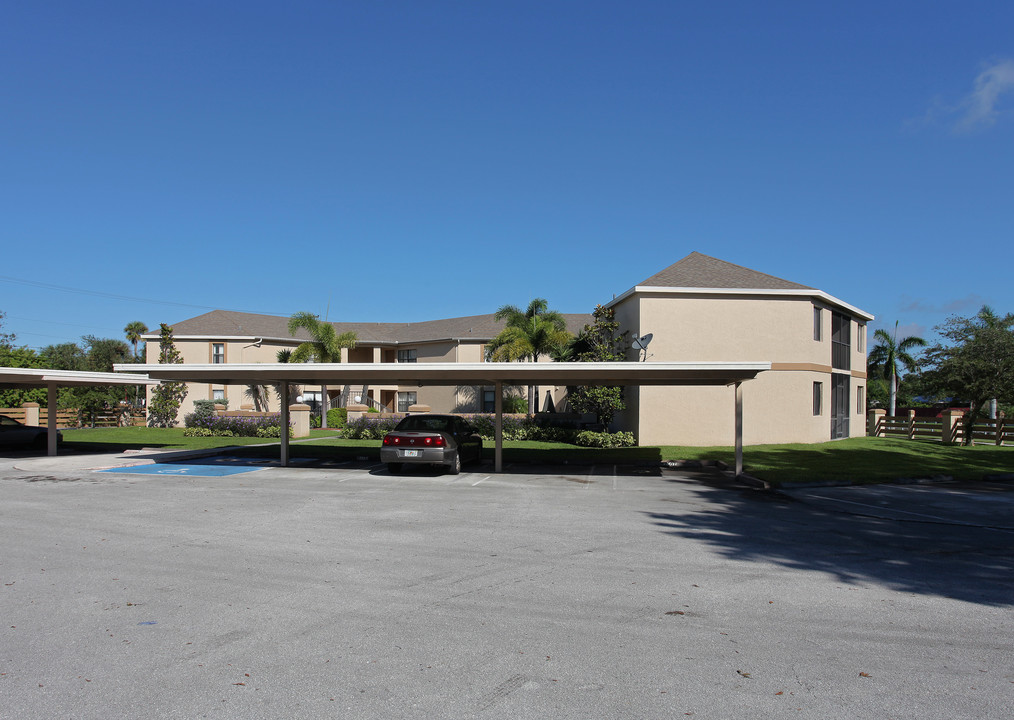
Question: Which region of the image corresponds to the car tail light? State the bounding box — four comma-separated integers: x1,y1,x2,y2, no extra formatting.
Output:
383,435,400,446
424,435,445,447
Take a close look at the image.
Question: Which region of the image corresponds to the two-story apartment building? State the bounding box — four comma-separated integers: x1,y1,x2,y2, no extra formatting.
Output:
148,311,591,419
145,252,873,445
608,252,871,445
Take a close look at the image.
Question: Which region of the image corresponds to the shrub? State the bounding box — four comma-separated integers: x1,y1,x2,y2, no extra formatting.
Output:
182,413,289,438
502,395,529,414
256,425,292,438
340,415,403,439
327,408,348,428
574,430,636,448
459,414,579,442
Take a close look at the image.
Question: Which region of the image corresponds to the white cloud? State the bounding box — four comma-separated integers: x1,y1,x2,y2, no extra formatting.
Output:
953,58,1014,132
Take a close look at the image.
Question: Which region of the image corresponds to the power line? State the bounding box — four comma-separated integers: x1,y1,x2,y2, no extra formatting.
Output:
0,275,293,316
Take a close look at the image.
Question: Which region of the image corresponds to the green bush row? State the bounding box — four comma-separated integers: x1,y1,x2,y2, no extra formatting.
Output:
574,430,636,448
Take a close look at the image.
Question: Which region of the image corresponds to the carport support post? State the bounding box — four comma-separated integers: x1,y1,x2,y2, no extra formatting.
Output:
280,382,290,467
47,382,58,457
734,381,743,477
494,380,503,473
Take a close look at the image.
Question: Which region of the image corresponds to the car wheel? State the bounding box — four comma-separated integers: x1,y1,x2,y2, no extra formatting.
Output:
387,463,402,474
449,452,461,475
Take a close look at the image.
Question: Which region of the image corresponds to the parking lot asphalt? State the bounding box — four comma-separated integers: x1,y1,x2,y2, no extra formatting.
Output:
1,450,1012,719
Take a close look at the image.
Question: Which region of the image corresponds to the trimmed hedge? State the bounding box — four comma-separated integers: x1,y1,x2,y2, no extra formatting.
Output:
574,430,636,448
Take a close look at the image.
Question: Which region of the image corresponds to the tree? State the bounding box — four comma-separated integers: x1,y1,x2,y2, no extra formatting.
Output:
867,321,926,416
565,305,630,426
0,345,47,407
486,298,572,413
124,321,149,359
287,312,357,429
0,311,15,349
921,306,1014,444
148,324,189,427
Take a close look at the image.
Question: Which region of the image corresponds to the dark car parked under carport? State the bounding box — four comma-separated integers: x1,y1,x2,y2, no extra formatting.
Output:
0,414,62,450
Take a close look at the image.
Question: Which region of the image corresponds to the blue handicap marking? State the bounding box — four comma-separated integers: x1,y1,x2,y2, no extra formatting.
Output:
99,463,264,477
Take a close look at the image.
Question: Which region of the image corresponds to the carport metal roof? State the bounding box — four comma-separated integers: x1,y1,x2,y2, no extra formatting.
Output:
118,361,768,387
1,368,157,457
117,361,769,474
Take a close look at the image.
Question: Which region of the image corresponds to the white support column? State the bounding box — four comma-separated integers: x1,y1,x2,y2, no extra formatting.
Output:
494,380,503,473
734,381,743,477
280,382,290,467
47,382,59,457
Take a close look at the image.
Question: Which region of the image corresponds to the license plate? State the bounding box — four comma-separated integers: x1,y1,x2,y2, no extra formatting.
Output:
403,450,420,458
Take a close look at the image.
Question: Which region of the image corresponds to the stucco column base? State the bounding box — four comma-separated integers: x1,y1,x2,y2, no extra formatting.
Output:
289,404,311,438
23,402,40,427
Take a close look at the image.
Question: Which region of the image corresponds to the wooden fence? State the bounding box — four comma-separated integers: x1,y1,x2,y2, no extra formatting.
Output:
1,405,146,428
868,409,1010,446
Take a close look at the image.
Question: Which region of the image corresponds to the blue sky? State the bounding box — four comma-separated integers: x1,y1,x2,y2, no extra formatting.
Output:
2,1,1012,351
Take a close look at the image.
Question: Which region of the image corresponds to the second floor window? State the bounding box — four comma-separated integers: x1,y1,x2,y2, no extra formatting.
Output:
212,343,225,364
397,349,417,363
831,313,851,371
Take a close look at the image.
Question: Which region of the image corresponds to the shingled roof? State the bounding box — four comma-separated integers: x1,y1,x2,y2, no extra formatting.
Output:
638,252,814,290
163,310,593,345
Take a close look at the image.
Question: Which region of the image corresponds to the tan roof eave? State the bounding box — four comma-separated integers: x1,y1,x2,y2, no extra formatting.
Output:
605,286,874,321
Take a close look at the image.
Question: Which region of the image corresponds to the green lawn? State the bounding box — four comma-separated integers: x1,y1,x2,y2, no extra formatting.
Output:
59,428,1014,486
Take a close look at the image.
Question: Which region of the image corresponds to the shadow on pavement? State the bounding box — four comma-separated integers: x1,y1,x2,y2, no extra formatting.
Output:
645,475,1014,607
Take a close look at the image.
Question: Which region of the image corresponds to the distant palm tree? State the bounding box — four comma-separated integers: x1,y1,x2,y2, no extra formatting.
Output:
868,321,927,416
487,299,572,413
272,349,299,407
288,312,357,428
245,384,271,412
124,321,149,359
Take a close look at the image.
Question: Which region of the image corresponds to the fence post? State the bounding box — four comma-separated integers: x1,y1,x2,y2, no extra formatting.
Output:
941,409,963,445
907,410,916,440
23,402,40,427
868,409,886,437
997,412,1006,447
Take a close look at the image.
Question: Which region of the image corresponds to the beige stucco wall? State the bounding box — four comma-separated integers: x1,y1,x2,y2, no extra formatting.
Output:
612,292,869,446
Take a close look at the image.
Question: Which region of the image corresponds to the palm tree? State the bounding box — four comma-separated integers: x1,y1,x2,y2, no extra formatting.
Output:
124,321,149,359
287,312,357,428
486,298,572,413
868,321,927,417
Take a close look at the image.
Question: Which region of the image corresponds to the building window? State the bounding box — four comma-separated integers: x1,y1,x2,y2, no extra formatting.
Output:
483,390,495,412
857,386,865,415
858,324,866,353
212,389,225,402
813,307,822,341
397,349,417,363
831,312,851,371
813,382,823,416
212,343,225,364
398,391,417,413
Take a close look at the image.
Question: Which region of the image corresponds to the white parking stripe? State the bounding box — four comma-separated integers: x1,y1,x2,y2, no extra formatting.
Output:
472,476,490,486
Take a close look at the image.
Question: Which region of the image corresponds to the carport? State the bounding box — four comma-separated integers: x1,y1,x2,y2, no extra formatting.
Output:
117,361,769,474
0,367,157,456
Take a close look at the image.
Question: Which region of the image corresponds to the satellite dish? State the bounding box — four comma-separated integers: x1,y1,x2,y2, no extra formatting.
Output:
632,333,653,350
632,333,653,361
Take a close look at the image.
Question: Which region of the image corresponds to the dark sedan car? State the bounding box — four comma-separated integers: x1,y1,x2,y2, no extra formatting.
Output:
380,414,483,475
0,414,62,450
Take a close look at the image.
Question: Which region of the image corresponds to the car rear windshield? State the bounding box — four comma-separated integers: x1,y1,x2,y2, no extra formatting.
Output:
396,416,451,432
